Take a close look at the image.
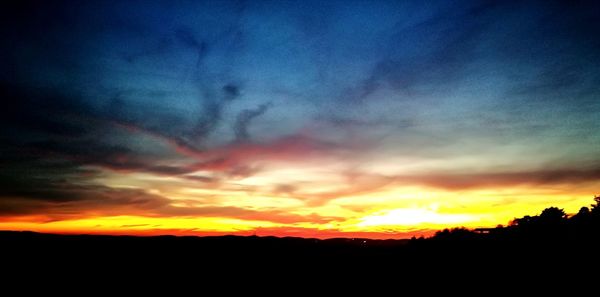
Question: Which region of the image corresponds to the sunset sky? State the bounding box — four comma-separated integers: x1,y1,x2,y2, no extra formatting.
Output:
1,0,599,239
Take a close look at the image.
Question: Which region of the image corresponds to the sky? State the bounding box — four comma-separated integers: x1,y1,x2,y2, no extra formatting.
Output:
1,0,599,239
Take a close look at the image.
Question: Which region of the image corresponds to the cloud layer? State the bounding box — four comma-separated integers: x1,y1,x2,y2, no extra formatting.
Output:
1,0,600,237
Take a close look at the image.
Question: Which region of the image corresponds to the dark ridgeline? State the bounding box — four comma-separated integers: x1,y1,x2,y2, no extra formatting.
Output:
2,197,600,277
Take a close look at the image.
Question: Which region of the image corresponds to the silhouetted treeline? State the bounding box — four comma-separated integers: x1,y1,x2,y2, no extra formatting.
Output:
429,196,600,242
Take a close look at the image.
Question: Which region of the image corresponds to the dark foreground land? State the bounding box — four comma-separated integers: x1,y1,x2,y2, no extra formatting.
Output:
3,201,600,282
2,227,598,269
0,233,597,292
1,230,599,288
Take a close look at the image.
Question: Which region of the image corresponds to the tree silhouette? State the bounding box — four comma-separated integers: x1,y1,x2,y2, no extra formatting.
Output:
591,195,600,213
538,207,566,224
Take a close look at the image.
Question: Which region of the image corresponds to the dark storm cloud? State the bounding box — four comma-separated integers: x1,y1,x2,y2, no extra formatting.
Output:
0,185,343,224
192,98,224,141
27,139,202,177
0,83,181,170
0,186,170,217
0,83,92,138
0,163,342,224
0,150,168,217
0,164,99,203
222,84,241,100
2,0,250,142
186,83,242,144
234,103,272,142
0,81,244,195
0,80,335,187
0,137,339,224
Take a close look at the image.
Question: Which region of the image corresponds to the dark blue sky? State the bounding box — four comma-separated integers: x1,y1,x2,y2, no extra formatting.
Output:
1,0,600,236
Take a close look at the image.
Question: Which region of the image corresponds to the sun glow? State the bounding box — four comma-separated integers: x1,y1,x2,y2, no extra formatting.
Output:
358,207,479,227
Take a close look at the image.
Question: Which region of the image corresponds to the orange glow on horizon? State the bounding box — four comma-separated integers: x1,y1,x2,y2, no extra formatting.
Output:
1,181,596,239
3,0,600,243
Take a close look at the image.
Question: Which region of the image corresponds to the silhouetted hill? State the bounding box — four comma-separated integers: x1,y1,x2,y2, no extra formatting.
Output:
3,197,600,281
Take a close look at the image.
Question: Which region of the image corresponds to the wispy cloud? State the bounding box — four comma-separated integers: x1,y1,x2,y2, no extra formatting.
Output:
2,0,600,237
